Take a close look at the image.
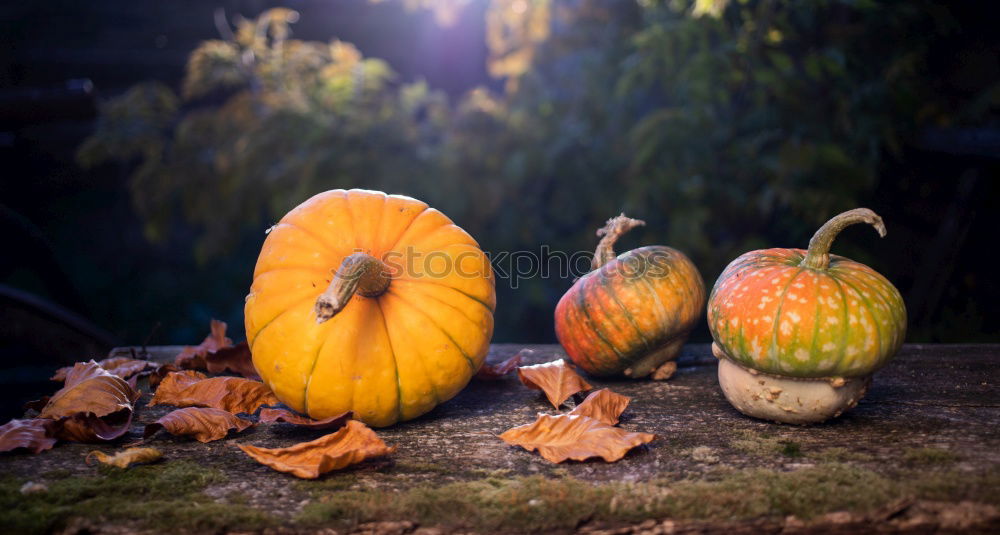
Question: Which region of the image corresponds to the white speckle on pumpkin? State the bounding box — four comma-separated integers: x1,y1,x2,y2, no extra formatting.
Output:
788,311,801,323
849,315,858,324
827,317,839,325
787,293,798,300
730,318,739,327
794,348,809,361
780,321,792,335
822,342,836,352
793,283,805,289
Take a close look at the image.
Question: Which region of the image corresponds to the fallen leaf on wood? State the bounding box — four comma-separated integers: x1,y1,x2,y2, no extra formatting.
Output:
86,447,162,468
517,359,593,409
651,361,677,381
0,419,58,454
258,408,352,430
499,414,655,463
175,318,232,369
144,407,254,443
149,371,279,414
54,410,134,443
568,389,631,426
475,350,529,380
52,356,154,382
205,342,260,380
238,420,395,479
145,363,180,388
153,369,206,391
38,361,140,420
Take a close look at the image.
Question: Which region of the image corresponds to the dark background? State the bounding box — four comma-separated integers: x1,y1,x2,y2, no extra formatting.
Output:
1,0,998,382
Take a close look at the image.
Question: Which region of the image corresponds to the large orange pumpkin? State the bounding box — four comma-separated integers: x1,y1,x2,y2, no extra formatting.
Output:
554,214,705,378
245,189,495,427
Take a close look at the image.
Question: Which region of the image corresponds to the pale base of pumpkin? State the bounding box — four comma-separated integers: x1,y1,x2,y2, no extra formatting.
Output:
715,344,870,425
623,336,686,380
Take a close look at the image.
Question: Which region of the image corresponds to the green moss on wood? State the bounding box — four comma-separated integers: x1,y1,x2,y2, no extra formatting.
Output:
0,461,274,534
297,464,1000,532
903,447,959,465
814,447,874,463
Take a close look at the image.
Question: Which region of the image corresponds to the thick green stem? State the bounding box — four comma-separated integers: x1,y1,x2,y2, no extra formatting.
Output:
800,208,886,270
591,213,646,270
315,253,390,323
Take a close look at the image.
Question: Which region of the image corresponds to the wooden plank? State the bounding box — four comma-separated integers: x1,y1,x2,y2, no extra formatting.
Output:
3,343,998,533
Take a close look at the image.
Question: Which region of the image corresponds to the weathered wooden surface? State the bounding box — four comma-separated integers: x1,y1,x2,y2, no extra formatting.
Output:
3,343,999,534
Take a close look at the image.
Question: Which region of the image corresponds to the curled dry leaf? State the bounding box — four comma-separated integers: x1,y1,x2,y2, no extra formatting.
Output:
86,447,162,468
499,414,655,463
39,361,140,420
239,420,395,479
568,388,631,426
144,407,254,443
52,356,154,382
35,361,140,443
146,363,179,388
149,370,279,414
175,318,232,369
0,419,58,454
475,350,529,380
517,359,593,409
258,408,352,431
205,342,260,380
54,410,133,443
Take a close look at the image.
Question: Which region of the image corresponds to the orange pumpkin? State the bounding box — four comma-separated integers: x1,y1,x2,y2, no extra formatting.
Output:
554,215,705,378
245,189,495,427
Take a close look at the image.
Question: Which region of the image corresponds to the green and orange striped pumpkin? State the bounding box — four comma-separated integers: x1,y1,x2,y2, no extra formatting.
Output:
555,214,705,378
708,208,906,378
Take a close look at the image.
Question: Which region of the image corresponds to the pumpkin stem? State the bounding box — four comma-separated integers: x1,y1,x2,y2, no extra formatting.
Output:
591,213,646,270
800,208,886,270
315,253,390,323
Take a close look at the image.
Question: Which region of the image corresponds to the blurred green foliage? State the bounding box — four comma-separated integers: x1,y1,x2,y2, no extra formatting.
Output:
77,0,992,342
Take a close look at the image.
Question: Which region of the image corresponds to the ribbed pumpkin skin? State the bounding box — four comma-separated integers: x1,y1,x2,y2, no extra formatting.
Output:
245,189,495,427
555,246,705,376
708,248,905,378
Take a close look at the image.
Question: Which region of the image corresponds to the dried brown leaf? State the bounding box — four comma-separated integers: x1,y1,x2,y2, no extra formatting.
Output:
499,414,655,463
258,408,352,431
86,447,162,468
238,420,395,479
205,342,260,380
149,370,279,414
175,318,232,369
53,409,134,443
145,363,180,388
39,361,140,420
144,407,254,443
517,359,593,408
568,388,631,426
0,419,58,454
475,350,529,380
52,356,154,382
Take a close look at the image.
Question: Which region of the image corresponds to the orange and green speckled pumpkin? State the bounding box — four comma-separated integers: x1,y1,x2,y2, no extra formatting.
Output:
708,208,906,379
244,189,495,427
555,215,705,378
